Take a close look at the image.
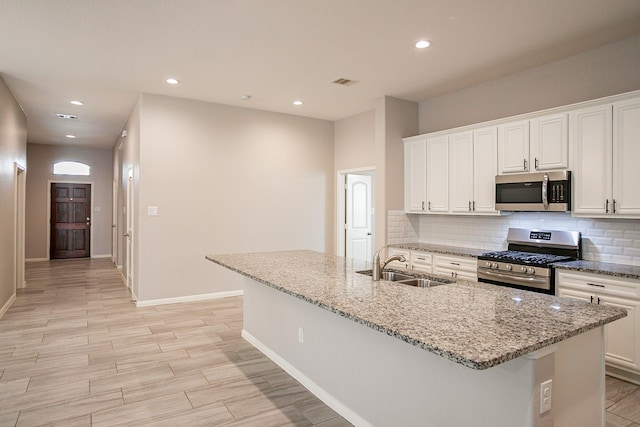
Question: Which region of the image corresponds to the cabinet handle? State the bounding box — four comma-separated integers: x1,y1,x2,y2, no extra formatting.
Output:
472,201,476,211
468,201,472,212
428,201,431,211
613,199,617,213
450,262,460,266
587,282,605,288
416,257,426,260
590,296,594,303
523,158,527,170
605,199,609,214
422,201,425,211
597,297,601,305
535,158,539,170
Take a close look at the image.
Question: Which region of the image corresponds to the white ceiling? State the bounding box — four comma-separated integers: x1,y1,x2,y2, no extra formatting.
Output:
2,0,640,149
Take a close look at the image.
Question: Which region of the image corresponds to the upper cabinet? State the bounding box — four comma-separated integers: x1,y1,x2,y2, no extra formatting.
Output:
404,90,640,219
571,98,640,217
449,127,498,214
498,114,568,174
498,120,530,173
426,135,449,213
404,138,427,212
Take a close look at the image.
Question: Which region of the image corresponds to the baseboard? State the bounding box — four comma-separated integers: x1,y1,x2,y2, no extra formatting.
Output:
607,365,640,386
25,258,48,262
0,293,16,319
91,254,112,259
241,329,370,427
135,290,244,307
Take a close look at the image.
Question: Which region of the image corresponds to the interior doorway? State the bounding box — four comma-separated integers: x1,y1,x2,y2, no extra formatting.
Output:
14,163,26,289
337,168,375,262
125,168,134,294
49,182,92,259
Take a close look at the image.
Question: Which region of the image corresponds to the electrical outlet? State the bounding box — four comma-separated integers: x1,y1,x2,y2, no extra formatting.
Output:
540,379,552,414
297,327,304,344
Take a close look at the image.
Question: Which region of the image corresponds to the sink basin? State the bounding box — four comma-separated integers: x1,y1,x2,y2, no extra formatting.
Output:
356,270,413,281
379,271,414,281
356,270,452,288
397,278,449,288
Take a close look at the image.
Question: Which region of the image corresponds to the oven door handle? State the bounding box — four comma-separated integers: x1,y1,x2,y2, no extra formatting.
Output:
478,268,548,285
542,173,549,211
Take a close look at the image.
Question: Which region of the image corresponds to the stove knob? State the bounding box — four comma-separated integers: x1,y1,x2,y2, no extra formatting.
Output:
527,267,535,274
492,262,499,269
485,261,492,268
520,266,527,273
506,264,512,271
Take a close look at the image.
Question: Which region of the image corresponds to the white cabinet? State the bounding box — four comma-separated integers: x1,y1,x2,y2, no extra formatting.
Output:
613,98,640,216
404,138,427,212
498,114,568,174
449,131,474,213
410,251,433,274
434,254,477,281
426,135,449,213
449,127,498,214
571,98,640,217
472,127,499,213
570,104,612,215
530,113,568,171
498,120,530,174
557,271,640,382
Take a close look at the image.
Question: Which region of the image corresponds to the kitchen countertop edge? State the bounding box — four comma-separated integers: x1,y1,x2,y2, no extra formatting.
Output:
206,252,626,371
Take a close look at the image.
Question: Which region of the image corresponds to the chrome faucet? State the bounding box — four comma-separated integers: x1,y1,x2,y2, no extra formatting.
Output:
372,245,406,281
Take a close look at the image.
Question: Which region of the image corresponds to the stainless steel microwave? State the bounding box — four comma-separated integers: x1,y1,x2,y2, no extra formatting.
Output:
495,171,571,212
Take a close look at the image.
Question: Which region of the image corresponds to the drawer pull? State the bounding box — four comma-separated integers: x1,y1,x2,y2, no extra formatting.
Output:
416,257,426,260
587,282,605,288
450,262,460,266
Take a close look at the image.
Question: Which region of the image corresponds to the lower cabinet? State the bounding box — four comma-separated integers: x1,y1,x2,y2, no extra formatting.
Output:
410,251,433,273
434,254,478,281
557,271,640,383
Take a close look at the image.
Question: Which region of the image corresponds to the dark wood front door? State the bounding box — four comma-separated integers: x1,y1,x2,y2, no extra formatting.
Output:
50,183,91,259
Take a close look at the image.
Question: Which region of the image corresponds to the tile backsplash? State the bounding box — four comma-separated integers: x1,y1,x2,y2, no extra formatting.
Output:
388,210,640,266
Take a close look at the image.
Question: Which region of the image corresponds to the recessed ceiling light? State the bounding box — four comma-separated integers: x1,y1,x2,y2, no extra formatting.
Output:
70,100,84,106
65,134,76,139
166,78,179,85
415,40,431,49
293,100,303,106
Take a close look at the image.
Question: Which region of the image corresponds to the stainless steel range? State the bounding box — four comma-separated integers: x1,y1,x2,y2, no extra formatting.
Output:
477,228,581,295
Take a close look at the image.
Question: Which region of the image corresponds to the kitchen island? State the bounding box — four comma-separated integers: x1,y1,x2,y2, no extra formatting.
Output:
206,250,626,427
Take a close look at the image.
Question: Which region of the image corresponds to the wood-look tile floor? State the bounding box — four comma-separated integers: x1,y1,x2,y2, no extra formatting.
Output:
0,258,352,426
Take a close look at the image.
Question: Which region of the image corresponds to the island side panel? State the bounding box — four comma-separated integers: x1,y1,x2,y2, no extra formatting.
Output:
554,327,605,427
241,276,551,427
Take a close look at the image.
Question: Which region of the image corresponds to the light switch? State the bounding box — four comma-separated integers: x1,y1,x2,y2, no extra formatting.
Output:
147,206,159,216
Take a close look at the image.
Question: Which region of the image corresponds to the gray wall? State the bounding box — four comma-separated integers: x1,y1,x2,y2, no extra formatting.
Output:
0,76,27,310
25,144,113,259
120,93,335,302
419,34,640,133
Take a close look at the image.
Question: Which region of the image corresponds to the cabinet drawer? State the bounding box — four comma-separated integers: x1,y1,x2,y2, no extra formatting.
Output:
411,252,433,267
556,271,640,300
434,254,477,273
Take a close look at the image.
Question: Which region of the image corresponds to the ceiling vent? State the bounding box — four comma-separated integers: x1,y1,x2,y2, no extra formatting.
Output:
332,78,358,86
56,113,78,119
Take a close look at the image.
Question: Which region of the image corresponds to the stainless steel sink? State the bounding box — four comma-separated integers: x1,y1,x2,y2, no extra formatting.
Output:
396,278,449,288
356,270,452,287
379,271,414,281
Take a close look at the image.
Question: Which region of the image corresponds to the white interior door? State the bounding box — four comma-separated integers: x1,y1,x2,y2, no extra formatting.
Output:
125,168,134,292
345,174,372,262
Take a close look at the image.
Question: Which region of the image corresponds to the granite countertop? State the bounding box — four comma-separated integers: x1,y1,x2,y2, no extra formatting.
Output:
553,260,640,280
389,242,486,258
206,250,626,370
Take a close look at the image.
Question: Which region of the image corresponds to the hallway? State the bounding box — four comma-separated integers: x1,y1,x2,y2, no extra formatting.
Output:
0,259,349,426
